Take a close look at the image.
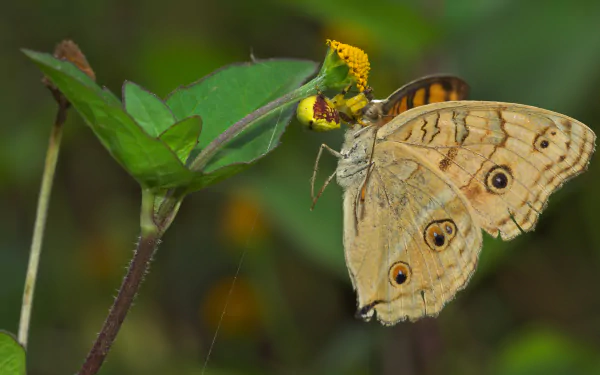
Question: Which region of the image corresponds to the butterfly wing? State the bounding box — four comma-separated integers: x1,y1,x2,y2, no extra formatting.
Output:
343,141,482,324
363,75,469,126
378,101,596,240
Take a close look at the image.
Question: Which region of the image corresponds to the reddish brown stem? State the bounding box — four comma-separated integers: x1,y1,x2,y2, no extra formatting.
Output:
77,233,159,375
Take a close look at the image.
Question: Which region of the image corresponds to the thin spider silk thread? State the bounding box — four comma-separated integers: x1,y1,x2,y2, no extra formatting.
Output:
201,106,284,374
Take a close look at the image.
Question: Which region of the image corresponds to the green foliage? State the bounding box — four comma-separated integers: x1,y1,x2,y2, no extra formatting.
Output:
24,51,317,192
0,331,25,375
165,60,317,172
24,49,194,189
158,116,202,163
123,81,176,137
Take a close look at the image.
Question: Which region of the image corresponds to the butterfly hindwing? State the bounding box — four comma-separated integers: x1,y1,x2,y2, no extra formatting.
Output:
340,131,482,324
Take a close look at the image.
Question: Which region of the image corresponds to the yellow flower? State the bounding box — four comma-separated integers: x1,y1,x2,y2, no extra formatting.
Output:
293,39,372,131
326,39,370,92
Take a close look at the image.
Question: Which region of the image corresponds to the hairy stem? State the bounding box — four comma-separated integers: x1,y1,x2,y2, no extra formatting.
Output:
18,96,69,347
77,190,160,375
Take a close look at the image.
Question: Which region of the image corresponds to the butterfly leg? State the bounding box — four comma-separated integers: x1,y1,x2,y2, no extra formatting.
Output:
311,170,338,210
311,143,342,210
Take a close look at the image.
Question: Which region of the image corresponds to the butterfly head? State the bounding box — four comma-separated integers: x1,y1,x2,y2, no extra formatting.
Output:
360,100,385,126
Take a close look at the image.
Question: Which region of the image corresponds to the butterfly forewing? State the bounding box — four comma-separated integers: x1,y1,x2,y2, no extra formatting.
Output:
379,101,596,240
366,75,469,126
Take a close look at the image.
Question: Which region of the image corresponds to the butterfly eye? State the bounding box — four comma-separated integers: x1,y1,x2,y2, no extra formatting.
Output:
424,219,457,251
388,262,411,286
484,165,513,194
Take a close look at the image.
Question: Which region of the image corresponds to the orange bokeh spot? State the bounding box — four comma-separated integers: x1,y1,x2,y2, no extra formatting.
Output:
201,276,262,338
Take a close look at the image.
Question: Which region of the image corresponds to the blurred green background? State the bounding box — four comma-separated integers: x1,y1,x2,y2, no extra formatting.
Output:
2,0,600,374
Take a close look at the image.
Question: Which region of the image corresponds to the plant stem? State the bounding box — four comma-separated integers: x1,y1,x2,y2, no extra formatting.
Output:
189,76,323,172
77,190,160,375
155,191,185,235
18,96,69,348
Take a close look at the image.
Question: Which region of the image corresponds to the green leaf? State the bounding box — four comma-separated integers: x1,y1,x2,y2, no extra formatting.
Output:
123,81,176,137
188,162,250,192
159,116,202,163
183,101,309,192
26,50,318,192
166,59,318,173
73,92,193,188
24,50,194,189
101,87,122,106
0,331,26,375
206,100,297,169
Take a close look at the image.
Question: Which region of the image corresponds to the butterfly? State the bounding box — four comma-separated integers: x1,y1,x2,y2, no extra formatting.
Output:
307,76,596,325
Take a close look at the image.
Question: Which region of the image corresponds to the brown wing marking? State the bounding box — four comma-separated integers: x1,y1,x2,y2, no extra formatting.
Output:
381,75,470,124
